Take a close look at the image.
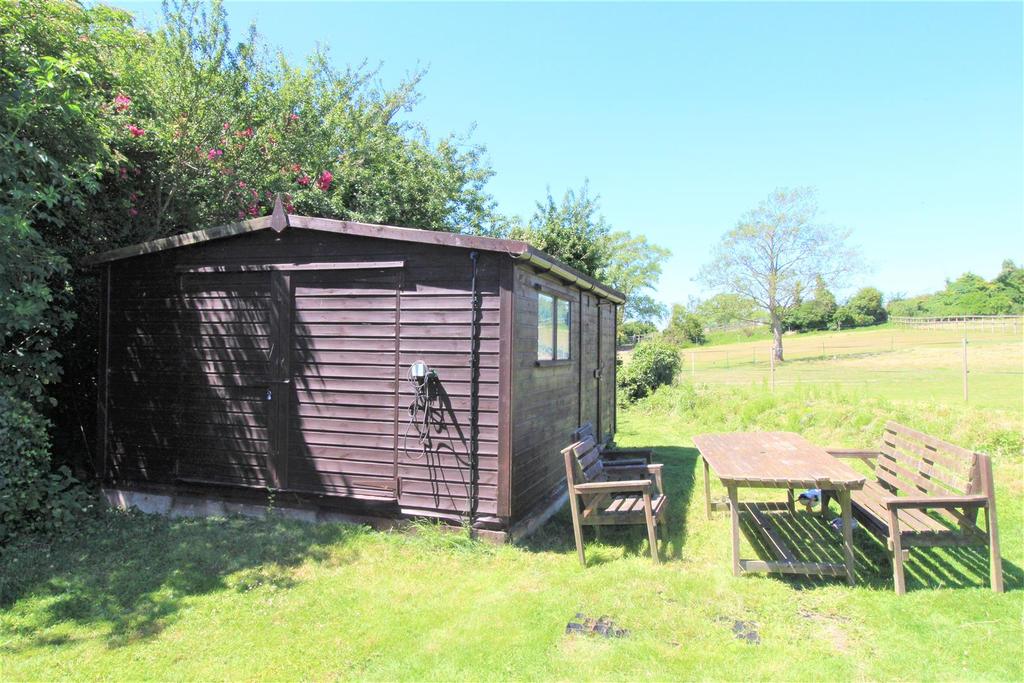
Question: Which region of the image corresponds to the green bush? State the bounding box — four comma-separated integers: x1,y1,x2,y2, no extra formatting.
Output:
0,391,93,544
618,339,681,402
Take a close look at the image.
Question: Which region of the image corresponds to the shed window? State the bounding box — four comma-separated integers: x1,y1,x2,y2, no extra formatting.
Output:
537,292,571,362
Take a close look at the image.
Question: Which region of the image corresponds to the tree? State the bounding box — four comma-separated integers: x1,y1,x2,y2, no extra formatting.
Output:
698,187,859,360
784,275,837,331
510,183,610,276
510,183,671,324
833,286,887,328
663,304,707,346
599,231,670,324
694,293,763,329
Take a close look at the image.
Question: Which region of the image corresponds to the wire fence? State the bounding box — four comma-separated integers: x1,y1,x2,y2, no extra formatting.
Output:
679,330,1023,409
890,315,1022,334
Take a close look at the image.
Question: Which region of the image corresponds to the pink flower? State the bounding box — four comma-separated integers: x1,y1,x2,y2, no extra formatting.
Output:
238,181,247,189
237,127,254,138
113,93,132,112
290,163,302,173
129,193,137,202
128,207,139,217
126,124,145,137
289,113,299,121
118,166,127,179
207,148,223,159
237,210,246,219
285,203,295,213
223,122,230,131
316,170,333,191
296,174,310,187
246,203,259,217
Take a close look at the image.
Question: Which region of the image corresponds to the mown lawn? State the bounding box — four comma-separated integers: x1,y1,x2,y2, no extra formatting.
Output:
1,386,1021,681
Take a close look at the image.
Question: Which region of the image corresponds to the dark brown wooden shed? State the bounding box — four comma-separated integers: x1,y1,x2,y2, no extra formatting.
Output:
87,204,623,539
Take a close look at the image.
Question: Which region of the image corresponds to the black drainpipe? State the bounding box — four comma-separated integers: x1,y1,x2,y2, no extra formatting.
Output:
467,251,481,532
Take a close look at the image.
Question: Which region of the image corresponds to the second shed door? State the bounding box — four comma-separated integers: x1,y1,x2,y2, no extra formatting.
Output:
287,269,400,500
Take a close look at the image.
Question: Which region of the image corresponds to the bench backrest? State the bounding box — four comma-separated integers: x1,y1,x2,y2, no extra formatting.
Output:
572,422,597,445
561,437,607,489
876,421,981,497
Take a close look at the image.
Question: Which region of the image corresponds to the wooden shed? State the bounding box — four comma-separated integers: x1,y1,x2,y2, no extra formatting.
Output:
87,203,623,539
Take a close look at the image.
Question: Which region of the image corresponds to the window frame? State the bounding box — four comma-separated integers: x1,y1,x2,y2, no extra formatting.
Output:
535,289,572,366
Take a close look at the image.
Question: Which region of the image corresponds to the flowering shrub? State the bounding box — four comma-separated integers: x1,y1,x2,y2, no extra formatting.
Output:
0,0,502,540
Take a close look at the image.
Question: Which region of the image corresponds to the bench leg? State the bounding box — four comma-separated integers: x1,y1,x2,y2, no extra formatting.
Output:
980,456,1004,593
888,509,906,595
985,503,1004,593
567,493,586,567
643,491,659,564
728,486,741,576
839,490,855,586
703,456,712,520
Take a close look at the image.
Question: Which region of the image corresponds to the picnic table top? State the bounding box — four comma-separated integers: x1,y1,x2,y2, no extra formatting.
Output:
693,431,866,490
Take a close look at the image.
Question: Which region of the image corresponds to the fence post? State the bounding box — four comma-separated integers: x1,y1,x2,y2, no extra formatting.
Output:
962,337,969,402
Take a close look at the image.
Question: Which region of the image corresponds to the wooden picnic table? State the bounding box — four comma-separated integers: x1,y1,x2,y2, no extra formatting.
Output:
693,432,866,584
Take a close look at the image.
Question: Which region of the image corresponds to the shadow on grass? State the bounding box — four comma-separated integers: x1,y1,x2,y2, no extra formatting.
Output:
0,510,366,652
519,446,699,563
738,505,1024,593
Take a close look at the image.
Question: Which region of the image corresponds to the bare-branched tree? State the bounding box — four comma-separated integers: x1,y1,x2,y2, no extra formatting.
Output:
698,187,861,360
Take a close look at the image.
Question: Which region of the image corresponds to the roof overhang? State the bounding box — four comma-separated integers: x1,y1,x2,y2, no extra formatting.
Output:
84,201,626,304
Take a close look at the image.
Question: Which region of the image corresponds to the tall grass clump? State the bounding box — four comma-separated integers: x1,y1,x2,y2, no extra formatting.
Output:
628,380,1023,460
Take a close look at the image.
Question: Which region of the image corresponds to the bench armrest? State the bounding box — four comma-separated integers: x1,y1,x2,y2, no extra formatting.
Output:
827,449,880,459
882,494,988,510
574,480,652,494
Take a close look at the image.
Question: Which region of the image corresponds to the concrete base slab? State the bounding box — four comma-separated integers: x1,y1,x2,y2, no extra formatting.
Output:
101,487,507,543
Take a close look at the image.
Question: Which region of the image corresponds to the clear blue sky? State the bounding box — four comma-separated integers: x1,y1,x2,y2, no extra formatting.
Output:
120,1,1023,312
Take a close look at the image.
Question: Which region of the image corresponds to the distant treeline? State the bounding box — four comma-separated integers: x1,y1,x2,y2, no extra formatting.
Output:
618,259,1023,346
888,260,1023,317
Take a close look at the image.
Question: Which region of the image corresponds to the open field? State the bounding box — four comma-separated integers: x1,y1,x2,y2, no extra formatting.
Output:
671,326,1023,413
2,383,1021,680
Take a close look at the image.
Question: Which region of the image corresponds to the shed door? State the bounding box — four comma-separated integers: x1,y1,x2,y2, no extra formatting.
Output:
287,269,400,499
579,292,600,433
164,272,275,488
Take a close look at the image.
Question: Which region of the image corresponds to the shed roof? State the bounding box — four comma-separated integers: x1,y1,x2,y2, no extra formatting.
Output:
84,201,625,303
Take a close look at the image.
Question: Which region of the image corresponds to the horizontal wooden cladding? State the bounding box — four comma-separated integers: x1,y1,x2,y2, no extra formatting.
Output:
109,370,275,389
400,293,499,311
109,321,272,337
287,472,394,498
116,309,270,324
294,403,498,428
109,429,269,454
397,322,500,339
295,309,397,325
112,296,270,312
109,358,269,375
111,335,271,352
295,323,396,338
289,350,499,370
113,416,270,442
399,491,497,516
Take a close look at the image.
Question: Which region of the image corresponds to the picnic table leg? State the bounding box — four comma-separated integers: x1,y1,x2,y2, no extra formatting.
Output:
643,490,659,564
703,456,712,520
728,486,741,576
838,489,855,586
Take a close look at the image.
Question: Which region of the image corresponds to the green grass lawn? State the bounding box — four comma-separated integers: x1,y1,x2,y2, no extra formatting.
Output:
3,384,1022,680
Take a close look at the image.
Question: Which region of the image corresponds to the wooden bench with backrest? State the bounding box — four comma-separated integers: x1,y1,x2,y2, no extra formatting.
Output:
572,421,653,471
561,437,667,566
824,421,1003,595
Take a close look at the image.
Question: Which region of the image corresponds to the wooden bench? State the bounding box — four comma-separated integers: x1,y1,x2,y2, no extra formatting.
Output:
562,437,667,566
572,421,653,471
824,421,1003,594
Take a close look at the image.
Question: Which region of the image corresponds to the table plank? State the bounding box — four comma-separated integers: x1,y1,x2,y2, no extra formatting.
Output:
693,432,866,490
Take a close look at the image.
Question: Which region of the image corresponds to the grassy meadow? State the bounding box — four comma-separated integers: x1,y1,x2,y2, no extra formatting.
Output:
1,329,1022,681
672,325,1023,412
